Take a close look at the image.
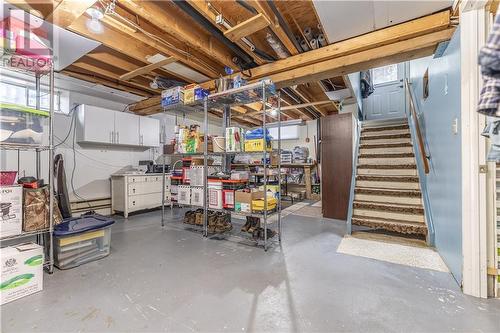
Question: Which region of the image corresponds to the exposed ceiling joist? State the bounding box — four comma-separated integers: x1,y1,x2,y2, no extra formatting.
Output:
46,0,97,28
129,10,452,113
224,13,270,41
120,57,176,81
280,100,333,111
118,0,235,71
62,70,152,97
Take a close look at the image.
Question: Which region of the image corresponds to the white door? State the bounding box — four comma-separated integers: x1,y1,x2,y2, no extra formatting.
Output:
363,63,406,120
139,117,160,147
78,105,115,144
114,112,139,146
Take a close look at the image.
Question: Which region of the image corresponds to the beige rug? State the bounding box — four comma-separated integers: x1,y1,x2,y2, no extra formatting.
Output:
337,236,449,272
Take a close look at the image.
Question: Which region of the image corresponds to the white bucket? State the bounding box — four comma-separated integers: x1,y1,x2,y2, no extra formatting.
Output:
213,136,225,152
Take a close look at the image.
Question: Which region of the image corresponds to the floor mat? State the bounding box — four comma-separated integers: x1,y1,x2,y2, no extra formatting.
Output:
337,236,449,272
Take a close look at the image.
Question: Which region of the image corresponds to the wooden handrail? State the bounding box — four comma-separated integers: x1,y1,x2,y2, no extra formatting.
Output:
405,80,430,174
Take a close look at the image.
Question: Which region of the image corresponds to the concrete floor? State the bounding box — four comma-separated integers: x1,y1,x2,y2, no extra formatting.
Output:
2,207,500,332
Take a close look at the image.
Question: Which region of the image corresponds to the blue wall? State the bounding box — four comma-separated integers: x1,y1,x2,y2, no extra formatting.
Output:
409,28,462,282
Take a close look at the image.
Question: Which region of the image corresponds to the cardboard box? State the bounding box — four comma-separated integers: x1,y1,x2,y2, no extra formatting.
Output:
234,190,264,213
161,86,183,107
0,185,23,238
1,243,44,305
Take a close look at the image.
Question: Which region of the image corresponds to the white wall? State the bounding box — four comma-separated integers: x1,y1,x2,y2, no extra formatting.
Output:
273,120,318,161
1,89,154,201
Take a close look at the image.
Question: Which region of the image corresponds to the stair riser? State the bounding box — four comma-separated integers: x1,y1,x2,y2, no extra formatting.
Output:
352,219,427,236
357,168,417,176
356,180,420,190
361,129,410,137
355,194,422,205
358,157,415,165
359,147,413,154
353,209,425,223
360,138,412,145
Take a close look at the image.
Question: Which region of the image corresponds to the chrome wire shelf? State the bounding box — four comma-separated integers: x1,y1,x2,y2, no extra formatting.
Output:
0,228,51,241
0,143,50,151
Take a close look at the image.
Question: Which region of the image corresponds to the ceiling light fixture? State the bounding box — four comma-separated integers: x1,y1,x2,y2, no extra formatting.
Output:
85,7,104,34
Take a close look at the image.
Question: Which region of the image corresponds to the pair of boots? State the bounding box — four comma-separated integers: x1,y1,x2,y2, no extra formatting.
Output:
183,210,196,225
251,227,277,241
241,216,260,233
207,211,232,234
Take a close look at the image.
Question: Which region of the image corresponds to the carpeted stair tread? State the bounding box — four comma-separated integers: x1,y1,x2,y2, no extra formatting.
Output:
359,153,415,158
351,216,428,236
356,175,419,182
361,133,411,140
355,188,422,197
360,142,413,149
357,164,417,170
353,201,424,215
362,124,409,132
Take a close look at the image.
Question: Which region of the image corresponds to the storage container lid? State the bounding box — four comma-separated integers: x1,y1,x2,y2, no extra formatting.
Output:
54,214,115,236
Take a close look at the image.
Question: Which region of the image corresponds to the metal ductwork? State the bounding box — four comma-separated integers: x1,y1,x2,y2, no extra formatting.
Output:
172,0,258,70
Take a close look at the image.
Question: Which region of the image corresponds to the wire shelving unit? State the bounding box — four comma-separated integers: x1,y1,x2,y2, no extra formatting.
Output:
161,80,282,251
0,64,56,273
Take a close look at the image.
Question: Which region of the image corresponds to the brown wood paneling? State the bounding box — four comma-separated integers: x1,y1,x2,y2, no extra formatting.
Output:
321,113,353,220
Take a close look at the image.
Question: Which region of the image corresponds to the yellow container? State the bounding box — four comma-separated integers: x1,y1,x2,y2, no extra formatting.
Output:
244,139,272,152
252,197,277,212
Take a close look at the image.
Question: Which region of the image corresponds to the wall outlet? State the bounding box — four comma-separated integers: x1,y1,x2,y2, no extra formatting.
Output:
444,74,449,95
452,117,458,135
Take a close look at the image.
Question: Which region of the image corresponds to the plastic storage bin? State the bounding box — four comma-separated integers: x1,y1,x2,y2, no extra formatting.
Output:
208,181,223,209
0,103,48,145
53,215,115,269
177,185,191,205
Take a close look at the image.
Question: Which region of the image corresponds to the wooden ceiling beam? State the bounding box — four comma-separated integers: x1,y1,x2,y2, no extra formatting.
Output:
71,61,160,94
62,69,152,97
46,0,97,28
292,86,328,117
224,13,270,42
280,100,332,111
120,57,177,81
272,29,454,88
118,0,235,70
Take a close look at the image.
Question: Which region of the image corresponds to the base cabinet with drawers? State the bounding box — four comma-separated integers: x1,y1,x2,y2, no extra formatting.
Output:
111,174,171,218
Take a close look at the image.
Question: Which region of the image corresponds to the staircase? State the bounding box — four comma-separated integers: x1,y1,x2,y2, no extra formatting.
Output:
350,118,428,238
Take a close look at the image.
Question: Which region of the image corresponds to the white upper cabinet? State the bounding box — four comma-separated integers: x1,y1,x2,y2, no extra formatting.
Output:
139,117,160,147
114,111,139,146
76,105,115,144
76,105,160,147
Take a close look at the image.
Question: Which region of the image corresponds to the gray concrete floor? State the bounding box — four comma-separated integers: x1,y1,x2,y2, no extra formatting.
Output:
2,207,500,332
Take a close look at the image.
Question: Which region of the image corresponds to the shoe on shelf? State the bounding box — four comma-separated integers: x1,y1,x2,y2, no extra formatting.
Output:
241,217,252,232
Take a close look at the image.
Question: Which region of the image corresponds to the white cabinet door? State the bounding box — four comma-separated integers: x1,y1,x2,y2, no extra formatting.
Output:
77,105,115,144
114,112,139,146
139,117,160,147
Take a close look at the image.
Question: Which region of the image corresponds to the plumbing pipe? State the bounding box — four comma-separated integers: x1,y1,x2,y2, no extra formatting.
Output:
318,34,327,47
236,0,258,14
300,39,310,52
303,27,313,41
310,38,318,49
266,0,302,52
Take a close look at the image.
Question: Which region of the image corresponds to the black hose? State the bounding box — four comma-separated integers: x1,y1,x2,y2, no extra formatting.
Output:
266,0,302,52
236,0,258,14
254,48,277,62
172,0,257,69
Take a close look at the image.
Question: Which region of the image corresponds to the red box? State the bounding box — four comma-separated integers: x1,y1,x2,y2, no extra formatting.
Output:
222,189,235,209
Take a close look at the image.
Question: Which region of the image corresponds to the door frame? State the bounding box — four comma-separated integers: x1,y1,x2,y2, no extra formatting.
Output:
460,1,489,298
